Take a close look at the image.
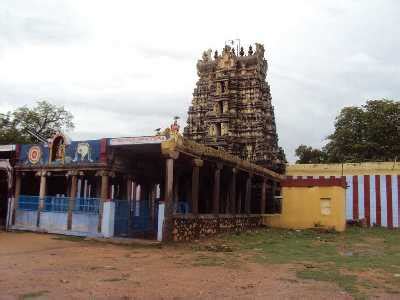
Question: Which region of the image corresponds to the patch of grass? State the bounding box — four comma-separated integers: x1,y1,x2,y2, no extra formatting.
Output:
200,227,400,298
192,254,232,267
20,290,49,299
297,268,364,299
193,255,224,266
226,227,400,271
190,243,234,253
278,277,299,284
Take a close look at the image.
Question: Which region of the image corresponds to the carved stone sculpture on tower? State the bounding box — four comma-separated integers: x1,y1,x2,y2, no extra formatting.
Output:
184,43,286,173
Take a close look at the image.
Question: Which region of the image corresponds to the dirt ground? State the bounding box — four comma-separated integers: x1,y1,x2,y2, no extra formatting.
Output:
0,231,354,300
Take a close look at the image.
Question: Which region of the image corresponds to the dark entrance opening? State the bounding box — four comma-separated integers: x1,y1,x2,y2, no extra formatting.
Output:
0,170,9,228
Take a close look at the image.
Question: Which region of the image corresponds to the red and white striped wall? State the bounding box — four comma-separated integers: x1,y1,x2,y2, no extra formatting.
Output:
345,175,399,228
286,175,400,228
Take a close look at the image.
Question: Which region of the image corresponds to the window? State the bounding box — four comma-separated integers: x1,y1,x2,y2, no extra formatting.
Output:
213,103,219,114
320,198,331,216
224,81,228,94
50,135,65,162
215,123,221,137
274,196,282,214
221,123,228,136
222,101,228,113
216,82,221,95
214,102,223,114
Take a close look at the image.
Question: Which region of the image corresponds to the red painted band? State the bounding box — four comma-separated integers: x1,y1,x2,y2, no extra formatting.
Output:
282,177,346,188
398,175,400,228
386,175,393,228
353,176,359,220
375,175,381,226
364,175,370,227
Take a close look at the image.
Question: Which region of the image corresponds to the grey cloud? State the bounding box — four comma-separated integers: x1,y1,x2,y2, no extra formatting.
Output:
0,92,186,125
1,1,400,164
67,95,188,121
135,45,195,61
0,0,86,48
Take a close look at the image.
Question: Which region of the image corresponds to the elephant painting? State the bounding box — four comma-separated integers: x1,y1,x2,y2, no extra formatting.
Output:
73,142,93,162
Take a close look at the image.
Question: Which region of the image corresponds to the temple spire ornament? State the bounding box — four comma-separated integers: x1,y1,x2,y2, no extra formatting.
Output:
248,45,253,55
184,42,286,173
214,50,218,59
171,116,180,133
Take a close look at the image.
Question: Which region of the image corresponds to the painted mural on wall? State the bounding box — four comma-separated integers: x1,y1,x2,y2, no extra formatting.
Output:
19,134,104,167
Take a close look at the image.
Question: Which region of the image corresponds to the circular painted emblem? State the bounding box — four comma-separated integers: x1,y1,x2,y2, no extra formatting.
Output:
28,146,42,164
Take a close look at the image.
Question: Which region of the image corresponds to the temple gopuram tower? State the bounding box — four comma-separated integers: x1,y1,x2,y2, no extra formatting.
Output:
184,43,285,173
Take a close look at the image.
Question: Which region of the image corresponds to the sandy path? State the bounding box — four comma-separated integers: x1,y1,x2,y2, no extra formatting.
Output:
0,232,350,299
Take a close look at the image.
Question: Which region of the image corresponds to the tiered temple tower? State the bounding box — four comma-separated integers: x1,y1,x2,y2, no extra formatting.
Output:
184,43,285,173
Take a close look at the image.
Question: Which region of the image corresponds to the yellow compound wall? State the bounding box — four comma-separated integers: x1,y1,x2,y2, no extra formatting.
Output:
263,185,346,232
286,162,400,176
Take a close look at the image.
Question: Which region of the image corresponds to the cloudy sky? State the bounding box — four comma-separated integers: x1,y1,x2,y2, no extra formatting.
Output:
0,0,399,162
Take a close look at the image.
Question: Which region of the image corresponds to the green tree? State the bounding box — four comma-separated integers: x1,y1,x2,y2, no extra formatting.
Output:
295,144,326,164
295,99,400,164
324,99,400,162
0,101,74,144
323,106,366,162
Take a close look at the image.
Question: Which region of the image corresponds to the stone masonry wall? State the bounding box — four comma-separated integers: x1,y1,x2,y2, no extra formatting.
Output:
172,214,263,241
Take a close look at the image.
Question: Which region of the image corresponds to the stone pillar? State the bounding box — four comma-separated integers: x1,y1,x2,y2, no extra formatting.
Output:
229,168,237,214
261,178,267,214
237,192,242,214
101,201,115,238
131,181,137,201
14,173,21,207
126,178,135,235
149,183,156,221
165,158,174,216
12,172,22,224
101,172,109,200
67,172,78,230
191,159,203,214
245,173,252,214
99,172,115,238
276,182,281,196
212,163,223,214
140,183,147,201
37,171,47,227
126,177,132,201
143,182,152,214
162,151,179,241
272,180,277,197
271,180,277,212
131,181,137,214
39,172,47,200
98,171,109,232
173,174,179,212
